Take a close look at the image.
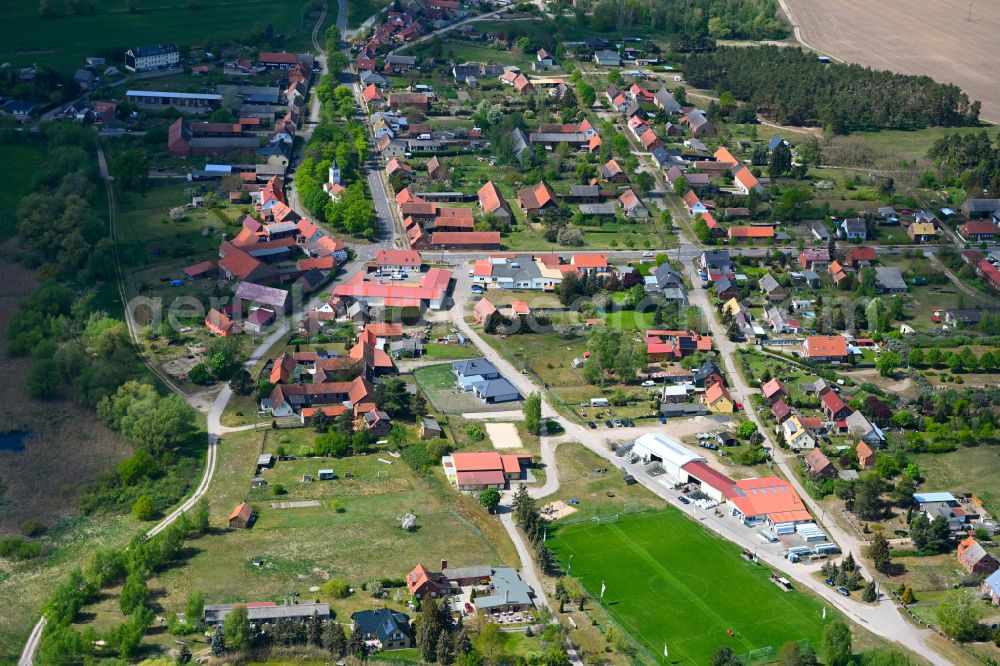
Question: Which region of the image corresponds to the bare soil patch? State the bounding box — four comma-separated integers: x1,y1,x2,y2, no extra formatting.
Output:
780,0,1000,121
0,256,131,533
485,422,522,450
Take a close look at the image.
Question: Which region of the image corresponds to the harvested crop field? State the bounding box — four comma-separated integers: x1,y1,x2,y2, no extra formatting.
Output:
779,0,1000,121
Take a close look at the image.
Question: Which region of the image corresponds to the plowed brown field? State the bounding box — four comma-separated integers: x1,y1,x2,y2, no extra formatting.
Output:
779,0,1000,122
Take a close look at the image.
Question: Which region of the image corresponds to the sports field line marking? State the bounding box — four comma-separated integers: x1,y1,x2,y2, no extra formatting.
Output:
605,522,758,655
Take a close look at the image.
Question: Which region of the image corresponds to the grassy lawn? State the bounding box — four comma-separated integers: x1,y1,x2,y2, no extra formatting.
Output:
143,429,517,652
0,0,322,74
546,444,663,521
911,446,1000,515
547,509,839,665
0,141,46,233
422,342,478,360
414,363,524,413
347,0,391,27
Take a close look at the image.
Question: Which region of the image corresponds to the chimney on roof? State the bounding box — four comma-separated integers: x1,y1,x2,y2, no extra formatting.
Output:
441,559,448,571
504,589,509,603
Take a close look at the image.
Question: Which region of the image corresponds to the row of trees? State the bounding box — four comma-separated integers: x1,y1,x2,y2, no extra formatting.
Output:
584,0,786,40
684,46,980,133
39,500,210,662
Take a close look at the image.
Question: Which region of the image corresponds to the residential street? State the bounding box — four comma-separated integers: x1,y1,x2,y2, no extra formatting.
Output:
449,267,951,665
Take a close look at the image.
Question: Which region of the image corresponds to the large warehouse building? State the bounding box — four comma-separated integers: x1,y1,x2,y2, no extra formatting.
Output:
632,433,704,479
631,434,811,517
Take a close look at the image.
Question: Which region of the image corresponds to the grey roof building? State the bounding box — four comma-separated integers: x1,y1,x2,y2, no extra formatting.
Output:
874,267,907,293
235,282,290,313
351,609,413,650
474,378,520,404
204,602,330,626
653,88,682,114
474,567,534,610
660,403,709,417
453,358,501,380
578,203,617,217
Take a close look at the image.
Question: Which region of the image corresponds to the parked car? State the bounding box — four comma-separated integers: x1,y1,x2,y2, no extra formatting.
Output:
836,587,850,597
824,578,835,586
641,380,656,387
678,496,691,505
612,419,623,428
587,421,597,429
605,420,614,428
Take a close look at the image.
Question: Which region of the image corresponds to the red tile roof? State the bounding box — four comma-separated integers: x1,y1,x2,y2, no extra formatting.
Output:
429,231,500,247
571,254,608,269
803,335,848,358
728,226,774,239
478,181,507,214
375,249,421,268
734,166,760,191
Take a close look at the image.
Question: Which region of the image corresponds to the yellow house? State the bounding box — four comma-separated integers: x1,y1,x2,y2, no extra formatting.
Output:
704,383,735,413
781,415,817,451
722,297,743,319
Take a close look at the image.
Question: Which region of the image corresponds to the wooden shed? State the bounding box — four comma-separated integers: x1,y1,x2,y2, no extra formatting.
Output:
229,502,253,529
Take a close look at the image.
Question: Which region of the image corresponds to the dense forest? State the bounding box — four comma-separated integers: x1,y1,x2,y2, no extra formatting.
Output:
583,0,786,41
684,46,981,133
927,130,1000,196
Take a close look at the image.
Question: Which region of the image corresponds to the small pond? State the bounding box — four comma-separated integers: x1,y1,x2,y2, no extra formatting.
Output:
0,430,31,453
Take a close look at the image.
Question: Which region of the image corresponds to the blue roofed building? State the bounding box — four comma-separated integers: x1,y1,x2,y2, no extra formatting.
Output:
982,569,1000,606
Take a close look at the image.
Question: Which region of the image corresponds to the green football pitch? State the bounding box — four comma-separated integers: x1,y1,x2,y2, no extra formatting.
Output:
547,510,834,664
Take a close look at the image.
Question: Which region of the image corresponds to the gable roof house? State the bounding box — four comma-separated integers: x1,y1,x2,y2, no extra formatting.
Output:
761,378,787,404
653,88,682,114
958,220,998,241
799,248,831,271
821,390,851,421
733,167,762,195
598,159,628,183
619,189,649,219
593,50,620,67
845,410,885,447
478,181,512,223
805,448,838,478
782,416,817,451
516,181,557,214
856,440,876,469
958,537,999,577
839,217,868,240
983,570,1000,606
684,109,715,136
759,273,787,302
874,266,908,294
351,609,413,651
801,336,848,363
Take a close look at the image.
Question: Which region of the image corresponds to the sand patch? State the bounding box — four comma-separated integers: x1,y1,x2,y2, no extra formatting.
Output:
270,500,322,509
486,422,522,450
540,500,577,522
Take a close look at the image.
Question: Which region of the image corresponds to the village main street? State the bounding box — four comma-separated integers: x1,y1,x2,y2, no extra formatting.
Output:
17,4,978,664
